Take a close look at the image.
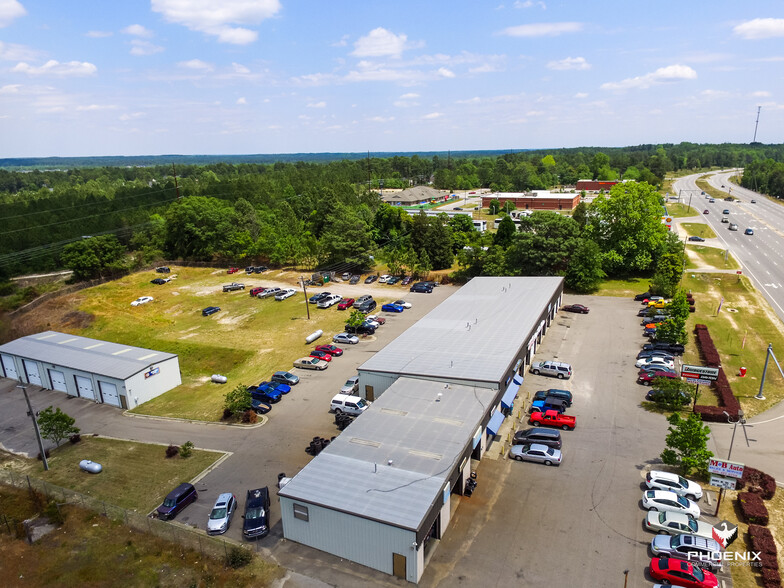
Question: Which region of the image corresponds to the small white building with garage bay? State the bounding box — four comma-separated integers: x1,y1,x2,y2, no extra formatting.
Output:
0,331,181,408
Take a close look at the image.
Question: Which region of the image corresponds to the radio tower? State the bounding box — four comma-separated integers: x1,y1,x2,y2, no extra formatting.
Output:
752,106,762,143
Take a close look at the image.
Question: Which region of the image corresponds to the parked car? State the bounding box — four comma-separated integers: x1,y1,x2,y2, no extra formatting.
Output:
645,511,715,539
651,534,723,572
744,228,754,235
202,306,221,316
333,333,359,345
131,296,154,306
364,275,378,284
249,384,282,404
223,282,245,292
293,357,328,370
532,388,573,407
386,276,400,285
378,275,391,283
643,342,685,355
410,281,433,293
242,487,271,539
257,381,291,395
349,275,361,284
249,286,266,297
634,291,653,301
638,370,679,386
362,317,381,328
315,344,343,356
275,288,296,300
341,272,351,281
643,327,658,338
649,557,718,588
688,236,705,242
529,409,576,430
365,314,386,325
401,276,413,285
155,266,170,273
345,322,376,335
207,493,237,535
317,294,342,308
337,298,355,310
646,471,703,500
635,356,675,370
381,303,405,313
151,278,170,285
509,443,562,466
353,294,373,308
642,490,700,519
356,299,377,313
392,300,412,309
529,360,572,379
561,304,590,314
245,266,254,274
341,375,360,394
251,398,272,414
750,199,756,203
512,427,562,449
331,393,370,416
227,267,239,274
530,397,568,414
270,371,299,386
639,364,678,377
256,287,280,298
157,483,198,520
254,266,268,273
309,349,333,362
309,292,331,304
641,314,670,325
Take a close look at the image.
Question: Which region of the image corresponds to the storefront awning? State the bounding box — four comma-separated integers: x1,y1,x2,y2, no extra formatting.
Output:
486,411,506,437
500,374,523,410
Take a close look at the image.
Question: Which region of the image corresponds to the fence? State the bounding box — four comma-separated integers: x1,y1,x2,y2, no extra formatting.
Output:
0,469,252,565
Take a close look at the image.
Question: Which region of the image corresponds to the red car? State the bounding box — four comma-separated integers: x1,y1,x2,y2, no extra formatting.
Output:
650,557,718,587
529,409,576,430
638,370,679,386
309,350,333,362
315,344,343,357
337,298,355,310
561,304,589,314
227,267,239,274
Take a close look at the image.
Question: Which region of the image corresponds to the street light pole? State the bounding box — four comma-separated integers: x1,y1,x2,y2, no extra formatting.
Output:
17,384,49,471
714,410,751,516
756,343,784,400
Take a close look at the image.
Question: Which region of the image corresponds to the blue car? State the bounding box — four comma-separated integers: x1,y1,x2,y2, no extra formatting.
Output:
251,399,272,414
381,303,405,313
258,381,291,395
249,384,283,404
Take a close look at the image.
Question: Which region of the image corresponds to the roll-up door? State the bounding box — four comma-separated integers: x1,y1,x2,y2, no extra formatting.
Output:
1,354,18,379
23,360,42,386
98,381,121,407
75,375,96,400
48,369,68,393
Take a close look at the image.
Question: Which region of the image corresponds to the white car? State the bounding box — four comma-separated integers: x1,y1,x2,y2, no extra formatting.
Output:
642,490,700,519
635,356,675,370
378,274,391,283
317,294,341,308
333,333,359,345
363,317,380,328
392,300,412,309
365,314,386,325
130,296,154,306
644,511,714,540
275,288,296,300
646,470,703,500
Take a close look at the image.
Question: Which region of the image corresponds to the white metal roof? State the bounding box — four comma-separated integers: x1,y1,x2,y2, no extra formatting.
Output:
358,276,563,385
279,378,495,531
0,331,178,380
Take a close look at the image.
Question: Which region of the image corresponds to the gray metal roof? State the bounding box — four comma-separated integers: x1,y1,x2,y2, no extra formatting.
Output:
0,331,178,380
358,276,563,385
279,378,495,531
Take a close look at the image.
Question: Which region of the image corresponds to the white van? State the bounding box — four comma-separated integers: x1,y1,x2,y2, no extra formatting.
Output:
728,223,738,231
330,394,370,416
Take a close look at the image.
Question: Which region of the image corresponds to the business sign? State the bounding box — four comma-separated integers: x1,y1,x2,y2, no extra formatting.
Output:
144,367,160,379
708,458,744,479
681,364,719,381
710,475,737,490
685,377,713,386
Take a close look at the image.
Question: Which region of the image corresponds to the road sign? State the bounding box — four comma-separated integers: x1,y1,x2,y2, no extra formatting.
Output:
685,377,713,386
709,459,744,479
681,364,719,381
710,475,737,490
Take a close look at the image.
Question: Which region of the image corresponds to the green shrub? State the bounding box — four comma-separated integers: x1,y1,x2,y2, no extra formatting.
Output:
227,546,253,569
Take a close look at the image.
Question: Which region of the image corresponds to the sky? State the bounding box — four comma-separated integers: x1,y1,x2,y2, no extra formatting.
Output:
1,1,784,157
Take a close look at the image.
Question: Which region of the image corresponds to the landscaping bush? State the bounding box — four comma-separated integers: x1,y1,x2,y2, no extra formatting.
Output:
241,410,257,424
68,433,81,444
165,444,180,458
759,551,779,571
738,492,769,526
227,546,253,569
761,567,781,587
748,524,776,552
222,408,234,420
736,467,777,500
179,441,194,458
36,449,50,461
692,324,742,420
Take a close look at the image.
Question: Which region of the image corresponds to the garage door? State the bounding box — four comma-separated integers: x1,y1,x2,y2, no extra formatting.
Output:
1,354,18,380
75,375,96,400
98,381,121,407
48,369,69,393
23,360,42,386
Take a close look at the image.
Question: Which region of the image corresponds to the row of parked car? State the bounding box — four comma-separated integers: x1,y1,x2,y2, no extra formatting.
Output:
633,294,686,387
640,470,723,587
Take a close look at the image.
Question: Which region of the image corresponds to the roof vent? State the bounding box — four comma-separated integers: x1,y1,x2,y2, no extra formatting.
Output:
436,392,443,402
387,459,394,466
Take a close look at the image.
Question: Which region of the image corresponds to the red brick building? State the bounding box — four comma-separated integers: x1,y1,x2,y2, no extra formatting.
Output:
575,180,618,192
480,191,581,211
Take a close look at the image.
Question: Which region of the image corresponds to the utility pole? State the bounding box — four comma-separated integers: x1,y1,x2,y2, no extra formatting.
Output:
756,344,784,400
17,384,48,471
300,276,310,320
713,410,751,516
752,106,762,143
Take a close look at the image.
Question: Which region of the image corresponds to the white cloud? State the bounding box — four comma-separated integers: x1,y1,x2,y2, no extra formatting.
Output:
456,96,481,104
0,0,25,28
130,40,164,56
178,58,214,71
469,63,502,74
437,67,455,78
526,110,544,116
368,116,395,122
423,112,443,119
231,62,251,74
601,64,697,91
499,22,582,37
122,24,153,37
11,60,97,77
700,89,729,98
352,28,409,58
151,0,281,45
86,30,113,38
0,83,21,94
750,91,771,98
332,34,349,47
76,104,118,111
547,56,590,70
399,92,419,99
574,92,588,98
733,18,784,40
119,112,145,121
514,0,546,8
307,101,326,108
0,40,38,61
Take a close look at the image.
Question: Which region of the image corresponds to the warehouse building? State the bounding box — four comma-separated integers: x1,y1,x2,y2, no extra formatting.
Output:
480,191,581,211
279,378,497,583
0,331,181,408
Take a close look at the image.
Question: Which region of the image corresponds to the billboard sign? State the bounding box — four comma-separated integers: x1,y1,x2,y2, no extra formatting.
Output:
681,364,719,381
710,475,737,490
708,459,744,479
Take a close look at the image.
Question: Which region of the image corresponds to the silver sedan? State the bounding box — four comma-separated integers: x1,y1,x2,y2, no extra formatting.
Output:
509,443,562,466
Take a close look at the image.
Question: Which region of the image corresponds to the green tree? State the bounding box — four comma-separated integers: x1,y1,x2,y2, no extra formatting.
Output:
660,413,713,477
319,204,375,267
480,245,509,276
37,406,79,448
647,378,694,411
61,235,127,281
494,215,516,247
650,252,684,297
571,201,589,229
224,384,252,417
346,310,366,328
564,239,606,293
667,288,691,323
488,199,500,214
505,212,581,276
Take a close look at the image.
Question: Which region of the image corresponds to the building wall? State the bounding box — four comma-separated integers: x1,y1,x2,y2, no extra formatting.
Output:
124,357,182,406
576,180,618,191
280,498,422,583
480,195,580,211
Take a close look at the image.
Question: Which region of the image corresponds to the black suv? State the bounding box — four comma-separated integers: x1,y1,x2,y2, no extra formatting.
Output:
345,322,376,335
155,266,170,273
202,306,221,316
643,342,685,355
533,389,573,407
308,292,331,304
242,487,270,539
512,428,562,449
410,281,433,293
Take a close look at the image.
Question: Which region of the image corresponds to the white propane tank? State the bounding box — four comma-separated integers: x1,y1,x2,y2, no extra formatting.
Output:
305,330,323,344
211,374,228,384
79,459,102,474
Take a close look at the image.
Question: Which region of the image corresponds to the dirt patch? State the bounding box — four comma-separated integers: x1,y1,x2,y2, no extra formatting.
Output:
61,310,95,330
216,313,252,325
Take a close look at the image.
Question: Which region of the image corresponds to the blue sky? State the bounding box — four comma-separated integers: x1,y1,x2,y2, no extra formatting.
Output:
1,1,784,157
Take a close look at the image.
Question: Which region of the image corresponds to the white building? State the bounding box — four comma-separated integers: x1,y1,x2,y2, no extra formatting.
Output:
0,331,181,408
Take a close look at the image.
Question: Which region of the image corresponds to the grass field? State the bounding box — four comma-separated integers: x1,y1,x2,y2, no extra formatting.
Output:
697,176,735,202
592,276,652,297
665,202,701,218
0,436,223,513
685,245,739,270
681,222,717,239
0,485,281,587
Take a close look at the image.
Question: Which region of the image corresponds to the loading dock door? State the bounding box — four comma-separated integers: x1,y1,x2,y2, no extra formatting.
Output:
392,553,406,579
23,360,42,386
49,370,68,393
98,381,121,407
75,375,96,400
1,354,18,380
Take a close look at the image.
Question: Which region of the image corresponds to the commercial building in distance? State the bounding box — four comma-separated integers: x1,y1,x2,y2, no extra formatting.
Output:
575,179,619,192
480,190,580,211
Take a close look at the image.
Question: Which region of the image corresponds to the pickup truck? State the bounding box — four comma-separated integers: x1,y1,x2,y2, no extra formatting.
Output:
223,282,245,292
530,409,576,430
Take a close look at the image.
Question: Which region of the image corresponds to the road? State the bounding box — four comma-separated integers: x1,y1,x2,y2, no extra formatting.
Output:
673,170,784,322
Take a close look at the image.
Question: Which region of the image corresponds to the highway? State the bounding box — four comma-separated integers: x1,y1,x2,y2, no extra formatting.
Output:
673,170,784,323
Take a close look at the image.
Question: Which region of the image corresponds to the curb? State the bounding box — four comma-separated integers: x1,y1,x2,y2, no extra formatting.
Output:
122,409,268,429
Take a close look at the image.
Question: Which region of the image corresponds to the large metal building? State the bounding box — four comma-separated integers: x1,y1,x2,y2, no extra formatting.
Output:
0,331,181,408
279,378,497,583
